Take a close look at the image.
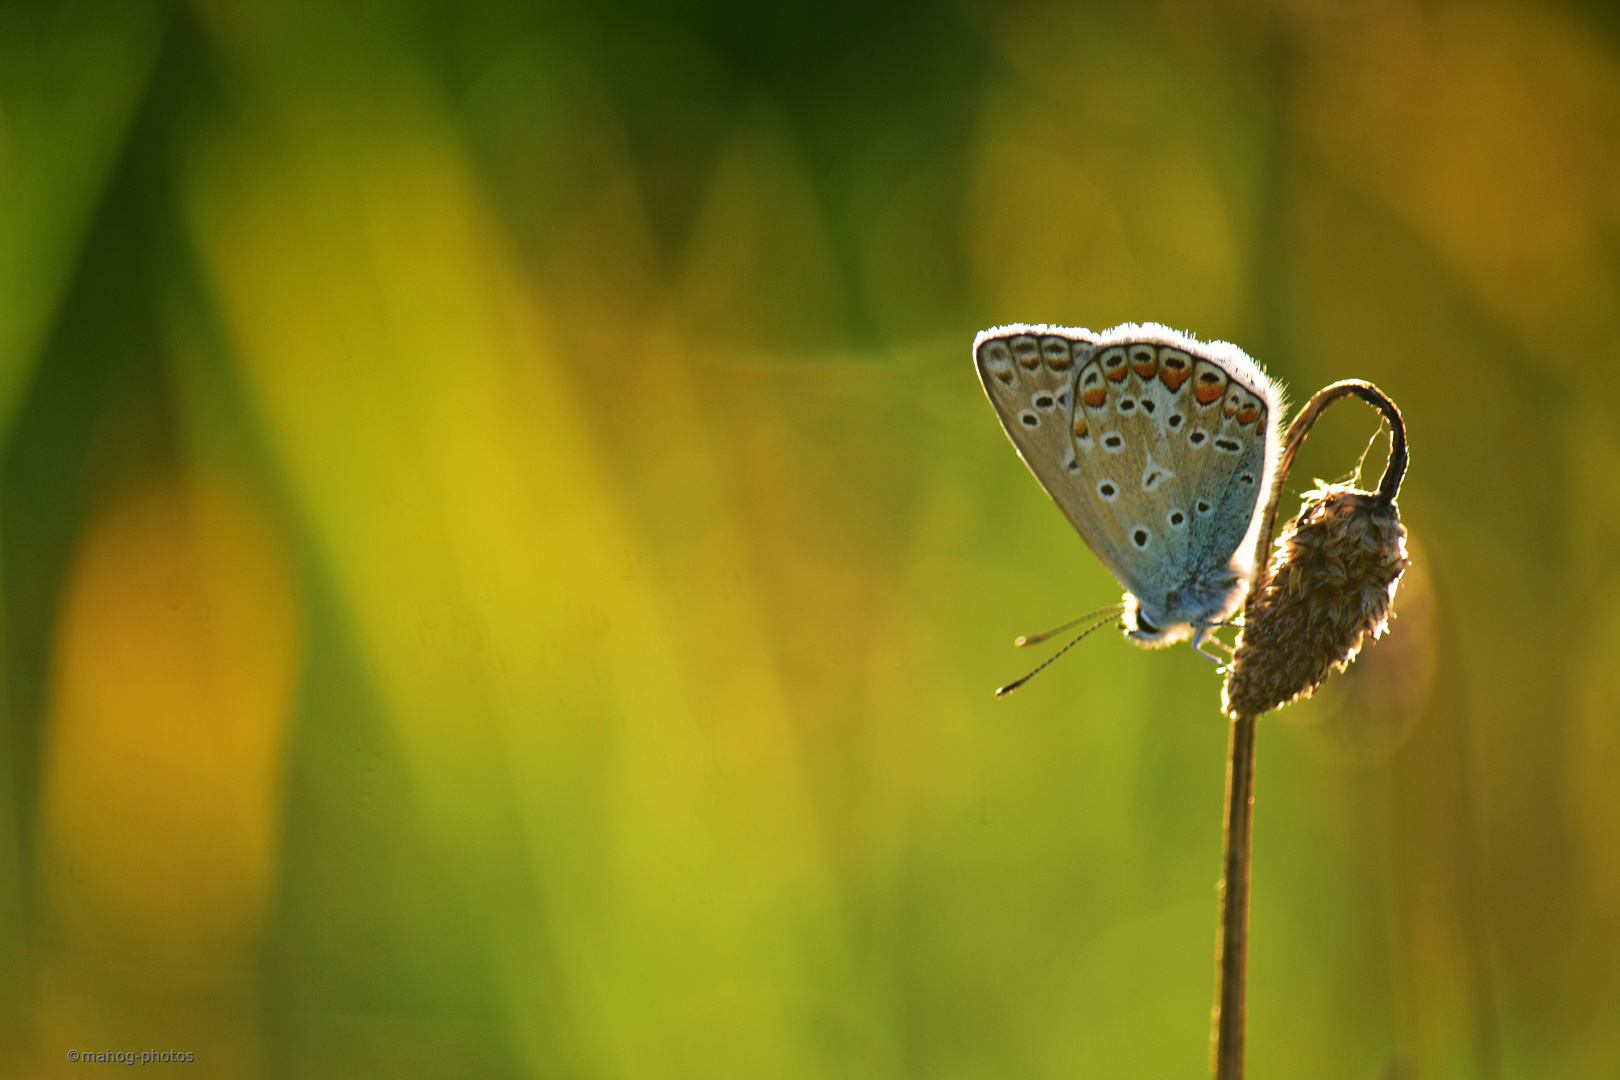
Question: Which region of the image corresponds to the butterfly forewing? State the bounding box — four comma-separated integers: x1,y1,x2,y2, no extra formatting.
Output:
975,326,1143,598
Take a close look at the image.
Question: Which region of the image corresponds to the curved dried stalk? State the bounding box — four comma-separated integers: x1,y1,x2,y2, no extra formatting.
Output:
1211,380,1408,1080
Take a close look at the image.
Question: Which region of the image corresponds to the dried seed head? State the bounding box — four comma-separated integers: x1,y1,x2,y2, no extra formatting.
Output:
1223,485,1409,717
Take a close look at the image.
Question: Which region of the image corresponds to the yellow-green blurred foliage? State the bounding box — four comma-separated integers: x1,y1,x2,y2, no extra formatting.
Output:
1,0,1617,1077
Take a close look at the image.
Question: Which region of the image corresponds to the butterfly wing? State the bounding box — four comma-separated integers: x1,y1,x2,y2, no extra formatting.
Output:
973,325,1146,599
975,323,1285,624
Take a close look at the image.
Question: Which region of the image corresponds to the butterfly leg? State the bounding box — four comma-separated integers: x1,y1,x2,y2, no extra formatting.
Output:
1191,625,1234,664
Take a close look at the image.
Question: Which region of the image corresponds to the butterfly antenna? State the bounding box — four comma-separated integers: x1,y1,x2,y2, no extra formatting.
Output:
1014,603,1127,647
995,614,1122,697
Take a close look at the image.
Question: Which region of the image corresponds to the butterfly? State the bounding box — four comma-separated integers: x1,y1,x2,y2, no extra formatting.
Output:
974,323,1285,680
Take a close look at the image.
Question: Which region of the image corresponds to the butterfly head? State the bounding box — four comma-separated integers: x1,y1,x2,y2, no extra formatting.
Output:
1121,593,1194,649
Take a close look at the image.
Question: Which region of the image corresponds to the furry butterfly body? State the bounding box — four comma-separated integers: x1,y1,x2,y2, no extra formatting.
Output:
974,323,1285,654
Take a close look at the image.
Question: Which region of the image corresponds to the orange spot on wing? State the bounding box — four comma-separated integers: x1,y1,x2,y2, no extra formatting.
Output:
1072,417,1088,438
1193,373,1225,404
1106,365,1128,382
1133,355,1157,378
1160,366,1190,391
1082,386,1108,407
1236,407,1260,425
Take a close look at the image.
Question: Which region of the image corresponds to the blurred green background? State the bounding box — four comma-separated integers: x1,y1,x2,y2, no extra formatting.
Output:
2,0,1618,1077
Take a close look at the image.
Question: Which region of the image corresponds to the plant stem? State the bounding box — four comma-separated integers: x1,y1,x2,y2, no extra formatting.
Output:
1212,710,1259,1079
1208,379,1407,1077
1256,381,1408,566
